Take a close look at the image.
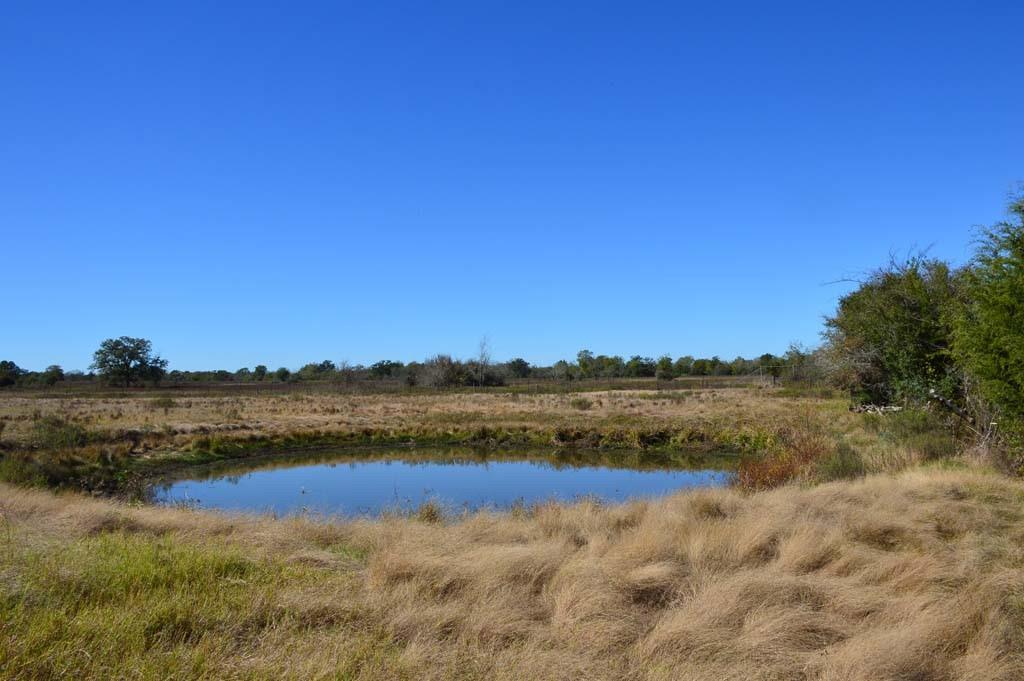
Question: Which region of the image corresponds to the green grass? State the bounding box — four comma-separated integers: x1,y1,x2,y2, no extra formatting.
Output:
568,397,593,410
862,408,960,459
815,442,867,481
0,529,403,680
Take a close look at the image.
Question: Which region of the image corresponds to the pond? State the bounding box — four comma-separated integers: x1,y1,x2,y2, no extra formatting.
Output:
152,448,735,517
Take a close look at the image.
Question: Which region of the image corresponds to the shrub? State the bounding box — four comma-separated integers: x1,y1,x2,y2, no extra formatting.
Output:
823,256,959,404
149,397,177,414
735,428,832,491
420,355,472,388
416,500,442,523
816,443,866,481
904,431,958,460
31,416,89,450
735,453,803,491
569,397,593,411
0,454,46,486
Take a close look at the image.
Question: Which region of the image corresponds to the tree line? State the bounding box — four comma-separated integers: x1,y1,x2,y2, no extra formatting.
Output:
0,345,816,390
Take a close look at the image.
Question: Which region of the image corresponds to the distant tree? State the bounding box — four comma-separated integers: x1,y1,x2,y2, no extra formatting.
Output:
421,354,472,388
553,359,575,381
595,355,626,377
90,337,168,388
404,361,422,387
253,365,268,381
505,358,531,378
708,356,732,376
655,355,674,381
370,360,404,379
42,365,65,386
475,337,491,387
727,356,747,375
673,356,694,376
691,358,710,376
626,355,656,378
577,350,595,378
0,360,24,387
784,343,825,384
337,360,358,385
297,360,336,381
274,367,291,382
759,353,782,379
235,367,252,381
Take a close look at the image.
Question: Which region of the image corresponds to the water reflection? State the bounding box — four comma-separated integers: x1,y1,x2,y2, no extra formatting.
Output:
153,447,735,517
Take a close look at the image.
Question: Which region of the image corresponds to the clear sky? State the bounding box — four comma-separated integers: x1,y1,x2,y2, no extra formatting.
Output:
2,2,1022,371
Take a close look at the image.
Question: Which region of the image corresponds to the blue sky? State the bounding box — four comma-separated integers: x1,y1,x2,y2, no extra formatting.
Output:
2,2,1022,371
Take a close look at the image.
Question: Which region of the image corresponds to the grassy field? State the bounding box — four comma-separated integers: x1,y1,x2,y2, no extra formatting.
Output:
3,468,1022,679
2,386,1022,679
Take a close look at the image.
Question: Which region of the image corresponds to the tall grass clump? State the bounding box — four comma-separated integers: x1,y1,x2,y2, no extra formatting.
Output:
0,453,47,486
815,442,866,481
31,415,89,450
416,500,443,523
149,396,178,414
863,408,958,460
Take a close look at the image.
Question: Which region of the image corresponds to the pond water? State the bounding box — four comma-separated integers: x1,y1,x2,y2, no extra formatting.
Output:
152,448,734,517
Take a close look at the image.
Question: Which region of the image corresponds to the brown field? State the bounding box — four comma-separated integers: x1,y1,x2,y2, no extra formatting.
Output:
0,386,812,446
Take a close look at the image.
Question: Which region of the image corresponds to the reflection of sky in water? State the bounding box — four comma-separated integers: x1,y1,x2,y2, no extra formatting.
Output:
155,457,731,517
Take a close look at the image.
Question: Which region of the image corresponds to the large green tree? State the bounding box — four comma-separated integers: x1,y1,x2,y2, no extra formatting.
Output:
91,337,168,388
952,194,1024,430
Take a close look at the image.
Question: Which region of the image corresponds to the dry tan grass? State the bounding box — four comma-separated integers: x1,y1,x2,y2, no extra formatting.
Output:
0,388,844,448
3,466,1023,680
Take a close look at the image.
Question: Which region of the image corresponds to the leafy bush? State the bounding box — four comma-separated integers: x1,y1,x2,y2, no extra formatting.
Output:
31,416,89,450
0,454,46,486
569,397,593,411
824,256,959,405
